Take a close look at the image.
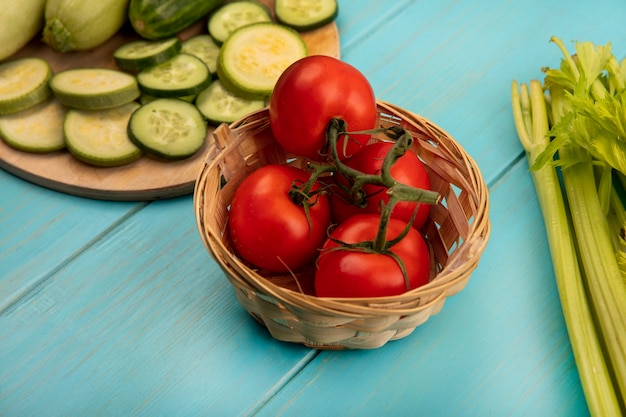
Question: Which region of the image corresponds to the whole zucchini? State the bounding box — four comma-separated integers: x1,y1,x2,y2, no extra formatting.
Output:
42,0,130,52
0,0,46,61
129,0,224,40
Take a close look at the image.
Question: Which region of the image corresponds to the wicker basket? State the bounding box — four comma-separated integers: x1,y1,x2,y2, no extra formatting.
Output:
194,101,490,350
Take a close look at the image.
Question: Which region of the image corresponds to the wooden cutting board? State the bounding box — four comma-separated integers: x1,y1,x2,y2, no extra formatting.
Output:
0,1,340,201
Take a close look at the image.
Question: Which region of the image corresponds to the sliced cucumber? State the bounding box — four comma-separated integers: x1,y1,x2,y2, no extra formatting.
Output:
0,57,52,115
195,80,265,124
0,98,66,153
128,98,207,160
50,68,141,110
114,37,182,71
137,53,212,98
181,34,221,75
216,22,307,99
64,102,143,167
207,1,273,45
275,0,338,31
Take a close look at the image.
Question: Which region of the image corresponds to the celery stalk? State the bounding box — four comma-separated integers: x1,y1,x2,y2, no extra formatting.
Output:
550,85,626,408
512,80,622,417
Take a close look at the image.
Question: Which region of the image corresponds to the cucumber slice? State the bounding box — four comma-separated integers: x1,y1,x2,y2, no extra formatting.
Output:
64,102,143,167
195,80,265,124
0,98,66,153
50,68,141,110
137,53,212,98
139,93,196,105
275,0,338,31
181,34,221,75
114,37,182,71
128,98,207,160
0,57,52,115
216,22,307,99
207,1,273,45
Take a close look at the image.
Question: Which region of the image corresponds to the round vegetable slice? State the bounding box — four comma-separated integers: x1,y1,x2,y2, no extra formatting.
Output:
0,57,52,115
216,22,307,99
137,53,212,98
50,68,140,110
128,98,207,160
0,98,66,153
113,37,182,71
64,101,143,167
207,0,272,45
274,0,338,31
181,34,221,75
195,80,265,124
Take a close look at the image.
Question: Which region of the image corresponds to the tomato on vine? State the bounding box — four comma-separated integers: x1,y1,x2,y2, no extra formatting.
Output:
314,214,431,298
269,55,378,161
228,164,331,273
329,141,432,229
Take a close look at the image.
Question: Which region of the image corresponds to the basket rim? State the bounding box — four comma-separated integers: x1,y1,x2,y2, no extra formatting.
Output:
193,100,491,317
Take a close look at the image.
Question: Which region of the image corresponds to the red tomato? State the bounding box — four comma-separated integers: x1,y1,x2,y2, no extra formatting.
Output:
228,164,331,273
329,142,432,229
314,214,430,298
269,55,378,161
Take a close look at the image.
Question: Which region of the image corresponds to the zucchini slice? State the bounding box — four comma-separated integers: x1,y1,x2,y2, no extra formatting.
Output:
114,37,182,71
50,68,140,110
216,22,307,99
64,102,143,167
207,1,273,45
0,98,66,153
128,98,207,160
0,57,52,115
181,34,221,75
274,0,338,31
195,80,265,124
137,53,212,98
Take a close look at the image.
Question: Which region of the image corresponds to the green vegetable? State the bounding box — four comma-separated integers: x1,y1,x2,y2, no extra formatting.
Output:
0,97,66,153
207,0,272,45
181,34,221,75
128,98,207,160
0,0,46,61
114,38,182,71
43,0,130,52
50,68,141,110
512,37,626,417
216,22,307,99
129,0,224,40
136,53,212,98
195,79,265,124
274,0,338,32
64,102,143,167
0,57,52,115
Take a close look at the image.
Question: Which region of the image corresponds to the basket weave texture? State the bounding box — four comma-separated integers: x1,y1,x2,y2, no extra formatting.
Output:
194,101,490,350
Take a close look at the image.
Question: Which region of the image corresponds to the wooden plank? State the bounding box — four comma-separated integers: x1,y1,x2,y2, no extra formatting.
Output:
0,0,340,201
0,196,316,417
0,169,140,311
253,159,588,417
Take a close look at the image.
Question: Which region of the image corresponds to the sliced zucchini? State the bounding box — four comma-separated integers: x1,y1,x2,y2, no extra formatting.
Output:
0,98,66,153
0,57,52,115
128,98,207,160
207,1,273,45
275,0,338,31
137,53,212,98
181,34,221,75
113,37,182,71
50,68,141,110
216,22,307,99
195,80,265,124
64,102,143,167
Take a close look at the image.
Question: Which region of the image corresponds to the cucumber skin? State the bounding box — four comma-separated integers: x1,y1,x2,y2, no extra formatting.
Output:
129,0,225,40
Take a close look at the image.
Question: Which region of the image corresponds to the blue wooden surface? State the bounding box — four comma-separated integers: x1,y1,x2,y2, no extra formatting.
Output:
2,1,625,416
